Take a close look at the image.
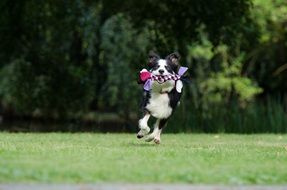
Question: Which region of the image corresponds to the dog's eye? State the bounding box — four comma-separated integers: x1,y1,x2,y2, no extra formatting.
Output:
165,66,173,73
152,65,160,71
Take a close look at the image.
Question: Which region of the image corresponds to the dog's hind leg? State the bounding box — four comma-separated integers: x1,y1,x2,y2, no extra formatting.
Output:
145,119,160,142
154,118,168,144
145,118,167,144
137,112,151,139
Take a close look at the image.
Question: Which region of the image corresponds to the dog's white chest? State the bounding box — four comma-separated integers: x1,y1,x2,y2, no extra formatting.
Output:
146,92,172,119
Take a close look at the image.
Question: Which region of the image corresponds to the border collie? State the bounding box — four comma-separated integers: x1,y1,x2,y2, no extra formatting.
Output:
137,52,188,144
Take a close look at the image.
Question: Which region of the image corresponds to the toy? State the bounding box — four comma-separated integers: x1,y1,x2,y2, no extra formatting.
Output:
139,67,188,91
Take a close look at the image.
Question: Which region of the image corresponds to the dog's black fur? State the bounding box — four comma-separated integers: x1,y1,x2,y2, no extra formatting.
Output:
141,53,182,112
137,52,184,143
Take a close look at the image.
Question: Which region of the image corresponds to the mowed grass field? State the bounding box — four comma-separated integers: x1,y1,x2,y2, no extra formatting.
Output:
0,133,287,184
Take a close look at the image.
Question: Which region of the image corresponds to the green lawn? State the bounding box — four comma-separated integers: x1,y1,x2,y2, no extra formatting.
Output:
0,133,286,184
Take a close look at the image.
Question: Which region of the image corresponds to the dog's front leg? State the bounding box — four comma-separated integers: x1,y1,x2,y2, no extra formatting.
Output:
137,112,151,139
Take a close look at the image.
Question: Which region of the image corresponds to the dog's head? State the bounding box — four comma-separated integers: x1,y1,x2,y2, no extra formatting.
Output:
148,52,180,76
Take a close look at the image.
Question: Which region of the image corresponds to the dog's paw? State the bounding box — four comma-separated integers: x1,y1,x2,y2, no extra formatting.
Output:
137,134,144,139
145,134,155,142
137,128,150,139
154,138,161,144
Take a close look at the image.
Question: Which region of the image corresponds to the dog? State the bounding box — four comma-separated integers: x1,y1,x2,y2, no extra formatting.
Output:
137,52,187,144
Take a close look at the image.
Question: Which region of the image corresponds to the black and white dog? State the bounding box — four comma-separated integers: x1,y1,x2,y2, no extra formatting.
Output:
137,52,186,144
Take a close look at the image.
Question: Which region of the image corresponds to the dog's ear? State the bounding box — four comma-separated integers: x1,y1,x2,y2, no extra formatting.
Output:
148,51,160,68
166,52,180,71
166,52,180,66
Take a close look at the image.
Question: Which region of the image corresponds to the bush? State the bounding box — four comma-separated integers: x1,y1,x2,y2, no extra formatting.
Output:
99,14,150,123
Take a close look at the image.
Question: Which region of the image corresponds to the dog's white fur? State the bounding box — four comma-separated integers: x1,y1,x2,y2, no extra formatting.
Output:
146,59,177,119
152,59,171,76
145,119,162,143
146,92,172,119
138,113,150,137
138,59,181,143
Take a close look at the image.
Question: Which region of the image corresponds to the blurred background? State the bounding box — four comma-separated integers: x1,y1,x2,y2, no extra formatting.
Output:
0,0,286,133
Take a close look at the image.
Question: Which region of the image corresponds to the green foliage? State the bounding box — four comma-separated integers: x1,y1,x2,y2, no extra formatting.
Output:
166,28,286,133
100,14,149,120
0,58,95,115
187,30,262,109
252,0,287,44
0,0,286,133
246,0,287,93
0,1,101,115
102,0,253,54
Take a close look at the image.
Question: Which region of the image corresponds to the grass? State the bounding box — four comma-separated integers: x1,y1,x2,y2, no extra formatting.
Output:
0,133,287,184
168,98,287,133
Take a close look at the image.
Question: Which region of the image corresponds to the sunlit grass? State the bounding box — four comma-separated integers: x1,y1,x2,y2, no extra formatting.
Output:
0,133,286,184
